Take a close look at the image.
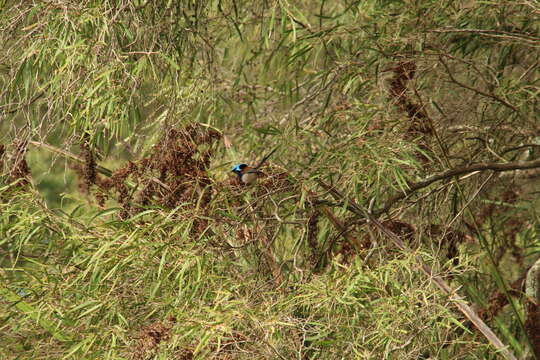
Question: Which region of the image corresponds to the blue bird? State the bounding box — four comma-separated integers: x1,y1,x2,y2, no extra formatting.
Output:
232,148,277,184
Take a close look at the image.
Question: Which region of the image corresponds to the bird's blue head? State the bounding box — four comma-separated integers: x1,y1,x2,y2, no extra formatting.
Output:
232,163,248,175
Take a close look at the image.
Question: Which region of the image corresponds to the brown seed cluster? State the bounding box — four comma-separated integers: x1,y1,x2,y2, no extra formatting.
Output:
307,210,320,258
80,133,97,193
132,317,178,360
92,125,221,219
477,276,524,323
2,140,31,188
388,60,433,136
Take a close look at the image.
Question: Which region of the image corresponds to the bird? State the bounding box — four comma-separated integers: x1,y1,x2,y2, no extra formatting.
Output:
231,148,277,185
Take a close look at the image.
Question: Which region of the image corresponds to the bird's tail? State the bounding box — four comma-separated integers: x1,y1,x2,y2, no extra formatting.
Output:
254,147,278,169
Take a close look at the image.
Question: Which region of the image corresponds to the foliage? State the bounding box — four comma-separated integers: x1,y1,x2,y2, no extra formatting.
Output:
1,0,540,359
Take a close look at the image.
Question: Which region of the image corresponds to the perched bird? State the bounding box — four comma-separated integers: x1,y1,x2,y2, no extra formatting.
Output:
231,148,277,185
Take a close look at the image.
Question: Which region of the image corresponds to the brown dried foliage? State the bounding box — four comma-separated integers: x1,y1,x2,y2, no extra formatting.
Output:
307,210,320,257
93,125,221,219
3,140,31,187
80,133,97,192
382,220,415,242
147,126,219,208
478,276,524,323
235,227,255,245
335,239,355,265
388,60,433,136
132,316,178,360
357,220,415,261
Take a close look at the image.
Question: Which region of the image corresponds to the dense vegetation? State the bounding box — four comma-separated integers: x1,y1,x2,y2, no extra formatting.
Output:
1,1,539,359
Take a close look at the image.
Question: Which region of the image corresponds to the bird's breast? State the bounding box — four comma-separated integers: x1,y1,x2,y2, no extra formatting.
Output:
241,172,258,184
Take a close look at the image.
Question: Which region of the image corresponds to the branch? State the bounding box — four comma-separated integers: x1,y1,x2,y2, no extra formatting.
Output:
380,157,540,214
